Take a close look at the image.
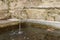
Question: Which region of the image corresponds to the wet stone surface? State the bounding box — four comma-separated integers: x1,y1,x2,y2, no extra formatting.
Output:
0,25,60,40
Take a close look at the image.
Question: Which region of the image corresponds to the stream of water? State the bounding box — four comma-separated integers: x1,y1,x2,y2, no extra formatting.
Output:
0,22,60,40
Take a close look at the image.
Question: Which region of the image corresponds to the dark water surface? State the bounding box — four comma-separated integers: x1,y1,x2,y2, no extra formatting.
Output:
0,23,60,40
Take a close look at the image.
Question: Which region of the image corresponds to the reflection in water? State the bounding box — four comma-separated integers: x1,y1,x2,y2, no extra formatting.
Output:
0,22,60,40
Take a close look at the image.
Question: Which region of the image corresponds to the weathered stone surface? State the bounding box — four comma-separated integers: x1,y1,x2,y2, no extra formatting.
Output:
9,9,28,19
0,0,8,10
9,0,27,9
26,9,60,21
0,0,60,21
26,9,47,20
25,0,42,7
55,15,60,21
25,0,60,7
0,10,10,20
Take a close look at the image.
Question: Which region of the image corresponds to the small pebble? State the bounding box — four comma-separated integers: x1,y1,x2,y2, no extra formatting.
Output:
18,31,23,34
24,37,26,39
27,37,30,39
12,39,15,40
47,28,55,32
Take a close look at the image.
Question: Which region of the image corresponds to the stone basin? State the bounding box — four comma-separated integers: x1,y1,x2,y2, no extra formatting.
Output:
0,19,60,40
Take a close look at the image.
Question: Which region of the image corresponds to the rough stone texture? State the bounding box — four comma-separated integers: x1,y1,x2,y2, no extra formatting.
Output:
0,10,10,20
9,0,27,9
26,9,60,21
55,15,60,21
26,9,47,20
46,9,60,21
9,9,28,19
25,0,60,7
0,0,60,21
0,0,8,10
25,0,42,7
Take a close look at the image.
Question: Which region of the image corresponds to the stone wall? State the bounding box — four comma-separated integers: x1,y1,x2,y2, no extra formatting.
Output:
0,0,60,21
26,9,60,21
